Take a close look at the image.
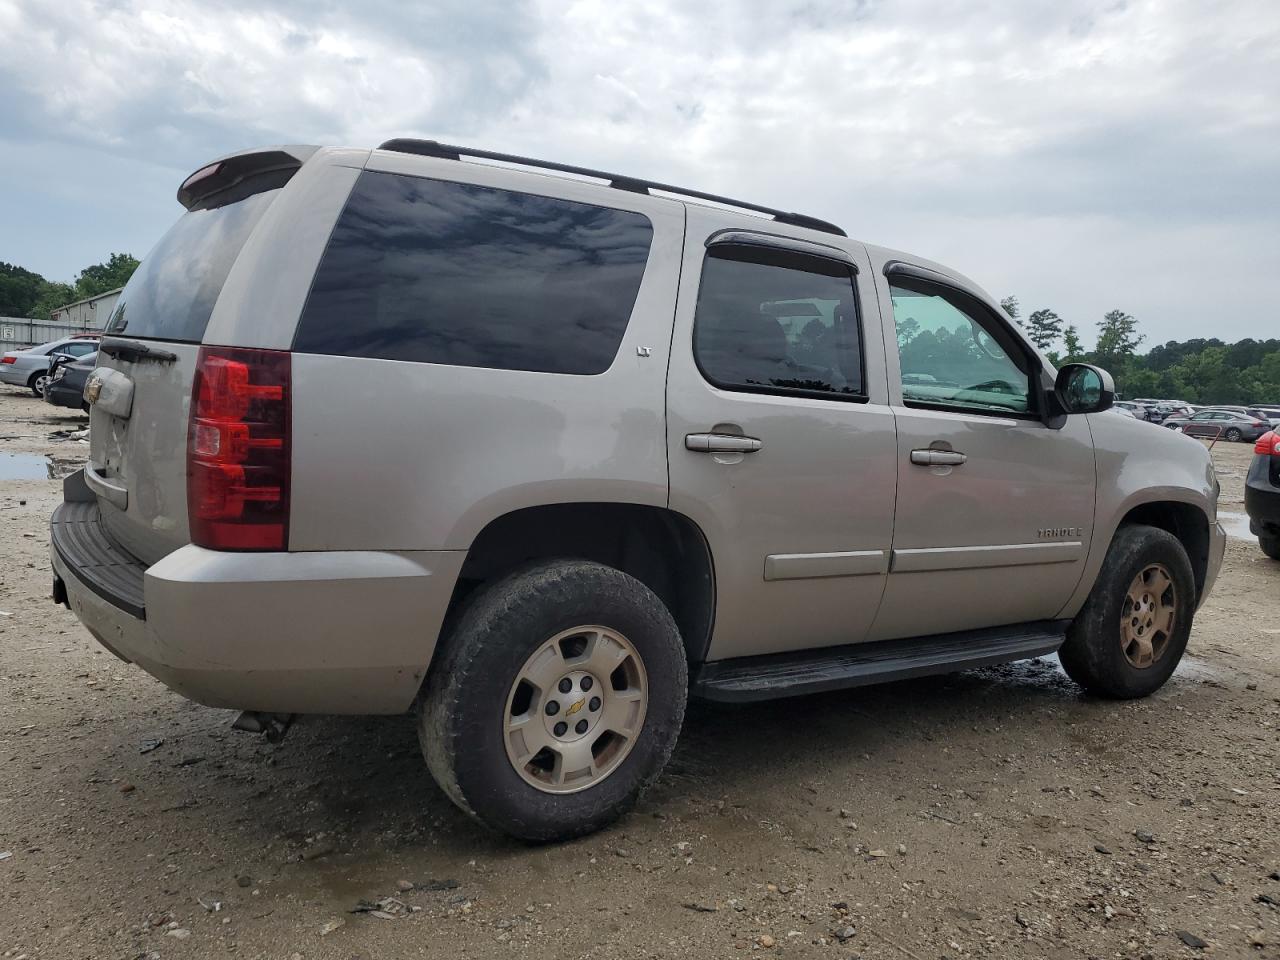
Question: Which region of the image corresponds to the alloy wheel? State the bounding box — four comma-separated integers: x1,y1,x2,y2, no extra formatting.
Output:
504,625,648,794
1119,563,1177,669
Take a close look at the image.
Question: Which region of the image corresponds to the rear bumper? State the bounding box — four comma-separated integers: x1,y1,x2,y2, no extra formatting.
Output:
44,380,85,408
1245,456,1280,535
51,496,464,714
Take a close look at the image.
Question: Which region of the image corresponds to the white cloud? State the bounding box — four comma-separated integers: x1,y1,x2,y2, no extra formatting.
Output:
1,0,1277,344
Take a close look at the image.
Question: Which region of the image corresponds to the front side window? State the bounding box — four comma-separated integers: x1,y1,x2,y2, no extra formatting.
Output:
295,171,654,375
890,277,1032,414
693,245,863,399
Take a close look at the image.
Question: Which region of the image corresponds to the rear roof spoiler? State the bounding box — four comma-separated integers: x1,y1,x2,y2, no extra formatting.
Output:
177,146,319,211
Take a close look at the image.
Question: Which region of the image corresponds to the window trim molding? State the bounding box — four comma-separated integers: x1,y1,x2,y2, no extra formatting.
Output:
692,241,869,405
706,229,859,270
885,263,1042,420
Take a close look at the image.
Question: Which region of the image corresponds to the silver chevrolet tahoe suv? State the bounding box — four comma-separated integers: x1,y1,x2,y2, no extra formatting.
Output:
51,141,1227,841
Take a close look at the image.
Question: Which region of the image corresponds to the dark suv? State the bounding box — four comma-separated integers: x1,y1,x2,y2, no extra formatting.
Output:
1246,430,1280,560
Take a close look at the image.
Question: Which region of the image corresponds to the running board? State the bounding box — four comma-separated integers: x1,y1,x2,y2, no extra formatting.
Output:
692,621,1067,702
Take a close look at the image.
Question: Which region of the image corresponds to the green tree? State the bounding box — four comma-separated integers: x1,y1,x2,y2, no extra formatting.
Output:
1060,325,1084,363
1121,368,1160,399
0,262,47,317
74,253,140,299
28,281,76,321
1025,308,1063,352
1094,309,1144,374
999,296,1020,324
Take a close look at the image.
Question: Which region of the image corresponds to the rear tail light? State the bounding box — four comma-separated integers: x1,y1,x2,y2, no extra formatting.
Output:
187,346,290,550
1256,431,1279,456
1,356,14,364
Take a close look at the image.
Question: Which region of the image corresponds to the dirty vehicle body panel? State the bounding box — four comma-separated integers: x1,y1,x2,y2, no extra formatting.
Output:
53,142,1225,723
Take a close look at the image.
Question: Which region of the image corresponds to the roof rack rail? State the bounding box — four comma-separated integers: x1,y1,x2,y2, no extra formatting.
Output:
377,138,847,238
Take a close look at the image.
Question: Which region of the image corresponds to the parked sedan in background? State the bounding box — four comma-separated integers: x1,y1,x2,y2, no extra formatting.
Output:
43,351,97,411
1246,430,1280,560
1113,400,1154,421
0,336,99,396
1211,404,1278,423
1151,402,1194,423
1164,408,1273,442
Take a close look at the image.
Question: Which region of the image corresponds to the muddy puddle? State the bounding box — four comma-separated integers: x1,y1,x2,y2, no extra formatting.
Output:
1218,510,1253,540
0,452,83,480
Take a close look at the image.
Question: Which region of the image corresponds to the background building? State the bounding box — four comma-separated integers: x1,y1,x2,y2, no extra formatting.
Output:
1,286,120,354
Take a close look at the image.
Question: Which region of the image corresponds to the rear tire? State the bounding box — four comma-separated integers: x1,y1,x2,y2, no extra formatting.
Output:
1224,427,1243,442
28,371,49,397
418,559,687,842
1261,536,1280,562
1059,524,1195,699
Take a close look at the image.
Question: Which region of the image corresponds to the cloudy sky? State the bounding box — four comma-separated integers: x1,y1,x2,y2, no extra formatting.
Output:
1,0,1277,348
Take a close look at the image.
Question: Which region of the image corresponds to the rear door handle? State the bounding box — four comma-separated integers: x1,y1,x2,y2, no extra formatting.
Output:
910,449,967,467
686,433,762,454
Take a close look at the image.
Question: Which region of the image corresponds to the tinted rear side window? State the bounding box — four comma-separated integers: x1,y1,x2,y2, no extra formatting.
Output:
693,245,864,400
294,171,654,375
106,189,279,342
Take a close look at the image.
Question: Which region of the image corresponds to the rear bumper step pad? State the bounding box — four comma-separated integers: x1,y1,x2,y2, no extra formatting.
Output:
692,621,1067,702
50,500,146,619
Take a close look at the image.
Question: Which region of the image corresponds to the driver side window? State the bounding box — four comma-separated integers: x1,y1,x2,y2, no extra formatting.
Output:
890,278,1032,415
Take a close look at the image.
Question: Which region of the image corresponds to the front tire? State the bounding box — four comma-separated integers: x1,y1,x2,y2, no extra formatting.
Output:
419,560,687,842
1261,536,1280,562
1059,524,1195,699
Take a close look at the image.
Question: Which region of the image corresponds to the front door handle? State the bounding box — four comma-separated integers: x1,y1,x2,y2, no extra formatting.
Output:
910,448,967,467
686,433,762,454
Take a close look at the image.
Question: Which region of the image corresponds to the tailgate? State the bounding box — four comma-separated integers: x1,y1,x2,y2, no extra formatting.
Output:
88,342,202,564
87,166,288,565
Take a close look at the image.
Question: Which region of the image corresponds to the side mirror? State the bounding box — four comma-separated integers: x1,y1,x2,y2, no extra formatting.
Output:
1054,363,1114,414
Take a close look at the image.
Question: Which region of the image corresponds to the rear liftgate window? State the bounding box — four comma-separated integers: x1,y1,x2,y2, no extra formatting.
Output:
295,171,655,374
106,188,280,343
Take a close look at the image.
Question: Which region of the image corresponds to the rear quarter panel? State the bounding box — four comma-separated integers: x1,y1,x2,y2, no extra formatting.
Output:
286,155,686,551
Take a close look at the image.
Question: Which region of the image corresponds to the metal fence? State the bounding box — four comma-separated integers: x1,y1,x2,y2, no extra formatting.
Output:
1,316,97,354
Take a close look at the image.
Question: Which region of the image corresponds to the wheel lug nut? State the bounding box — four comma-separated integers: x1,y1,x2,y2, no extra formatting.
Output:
589,696,601,712
545,700,559,716
580,676,593,691
558,678,572,694
575,719,588,735
553,721,567,737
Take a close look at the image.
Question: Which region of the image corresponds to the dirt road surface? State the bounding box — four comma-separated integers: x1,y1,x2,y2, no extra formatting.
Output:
2,390,1278,959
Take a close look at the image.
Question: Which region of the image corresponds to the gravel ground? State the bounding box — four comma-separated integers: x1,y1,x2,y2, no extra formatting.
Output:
1,389,1277,960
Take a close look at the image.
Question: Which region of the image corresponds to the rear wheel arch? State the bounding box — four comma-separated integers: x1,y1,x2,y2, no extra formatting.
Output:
1113,500,1210,603
441,502,716,666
